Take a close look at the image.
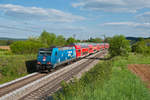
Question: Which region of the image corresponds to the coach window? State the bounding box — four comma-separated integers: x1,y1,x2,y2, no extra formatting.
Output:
78,49,80,52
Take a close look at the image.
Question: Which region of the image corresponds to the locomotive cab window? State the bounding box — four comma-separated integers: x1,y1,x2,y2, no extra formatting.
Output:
39,51,52,56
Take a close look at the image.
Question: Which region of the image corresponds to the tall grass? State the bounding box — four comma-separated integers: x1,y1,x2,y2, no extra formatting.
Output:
0,50,36,84
53,54,150,100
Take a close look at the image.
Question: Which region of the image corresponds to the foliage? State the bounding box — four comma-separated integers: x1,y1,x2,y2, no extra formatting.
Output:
10,30,79,54
0,54,36,84
53,54,150,100
0,40,14,46
66,37,76,45
86,37,102,43
10,40,46,54
54,35,66,46
105,37,112,43
132,39,150,55
76,39,81,43
39,30,56,47
53,61,112,100
109,35,131,57
39,31,78,46
0,49,12,55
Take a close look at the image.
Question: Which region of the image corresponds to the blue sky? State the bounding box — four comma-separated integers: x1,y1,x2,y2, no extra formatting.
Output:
0,0,150,39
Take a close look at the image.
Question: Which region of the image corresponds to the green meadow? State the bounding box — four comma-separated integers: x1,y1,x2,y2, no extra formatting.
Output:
0,50,36,84
53,53,150,100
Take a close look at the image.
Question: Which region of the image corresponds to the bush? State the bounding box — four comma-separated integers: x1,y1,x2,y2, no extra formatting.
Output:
53,61,112,100
132,40,150,55
109,35,131,57
10,40,46,54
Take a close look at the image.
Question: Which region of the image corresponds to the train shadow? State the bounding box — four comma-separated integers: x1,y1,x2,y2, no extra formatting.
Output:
25,60,37,73
84,56,113,61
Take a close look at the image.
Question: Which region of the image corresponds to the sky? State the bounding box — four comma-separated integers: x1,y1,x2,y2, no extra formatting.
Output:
0,0,150,39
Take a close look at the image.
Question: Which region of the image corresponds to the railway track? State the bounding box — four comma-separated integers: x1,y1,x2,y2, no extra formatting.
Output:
0,73,46,97
0,50,107,100
21,51,107,100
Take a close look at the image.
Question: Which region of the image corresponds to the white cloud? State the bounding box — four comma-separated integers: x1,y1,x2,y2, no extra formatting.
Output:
72,0,150,13
137,12,150,23
102,22,140,26
101,22,150,29
0,4,85,22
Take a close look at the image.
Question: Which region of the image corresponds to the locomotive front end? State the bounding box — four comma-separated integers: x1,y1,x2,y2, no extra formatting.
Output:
37,48,52,72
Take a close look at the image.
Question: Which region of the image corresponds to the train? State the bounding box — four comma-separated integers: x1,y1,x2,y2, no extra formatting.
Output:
36,43,109,72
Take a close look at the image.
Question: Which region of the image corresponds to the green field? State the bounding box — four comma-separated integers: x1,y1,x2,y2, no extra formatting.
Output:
0,50,36,84
53,54,150,100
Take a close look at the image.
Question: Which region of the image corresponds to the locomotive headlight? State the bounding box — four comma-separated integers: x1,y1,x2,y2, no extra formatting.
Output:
47,62,51,64
37,62,41,64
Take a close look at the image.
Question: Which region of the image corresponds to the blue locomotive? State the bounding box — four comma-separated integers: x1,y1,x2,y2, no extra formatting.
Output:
37,47,76,72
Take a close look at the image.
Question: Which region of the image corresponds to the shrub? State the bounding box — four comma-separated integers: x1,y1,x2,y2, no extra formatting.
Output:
10,40,46,54
53,61,112,100
132,40,150,55
109,35,131,57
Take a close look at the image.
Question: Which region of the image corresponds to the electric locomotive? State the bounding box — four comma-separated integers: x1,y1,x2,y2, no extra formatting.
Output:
37,47,76,72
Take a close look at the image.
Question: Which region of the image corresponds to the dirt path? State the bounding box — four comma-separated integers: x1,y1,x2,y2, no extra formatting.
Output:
128,64,150,88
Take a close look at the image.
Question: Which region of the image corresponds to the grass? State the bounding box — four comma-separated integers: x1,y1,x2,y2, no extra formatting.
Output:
0,50,36,84
53,53,150,100
0,49,12,55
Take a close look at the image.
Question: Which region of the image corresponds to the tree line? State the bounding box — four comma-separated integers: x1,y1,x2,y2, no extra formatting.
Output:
108,35,150,57
10,31,103,54
9,30,150,56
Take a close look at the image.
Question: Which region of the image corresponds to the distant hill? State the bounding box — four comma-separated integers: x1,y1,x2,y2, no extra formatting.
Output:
126,37,150,44
0,37,27,41
126,37,150,41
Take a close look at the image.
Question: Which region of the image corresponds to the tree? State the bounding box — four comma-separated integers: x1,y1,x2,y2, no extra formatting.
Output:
76,39,81,43
66,37,76,45
105,37,112,43
6,40,13,45
132,39,150,55
54,35,66,46
86,37,102,43
138,37,144,41
109,35,131,57
93,38,102,43
39,30,56,47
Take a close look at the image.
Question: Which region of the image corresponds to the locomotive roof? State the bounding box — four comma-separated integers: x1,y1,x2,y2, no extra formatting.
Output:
39,46,74,51
39,48,53,51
